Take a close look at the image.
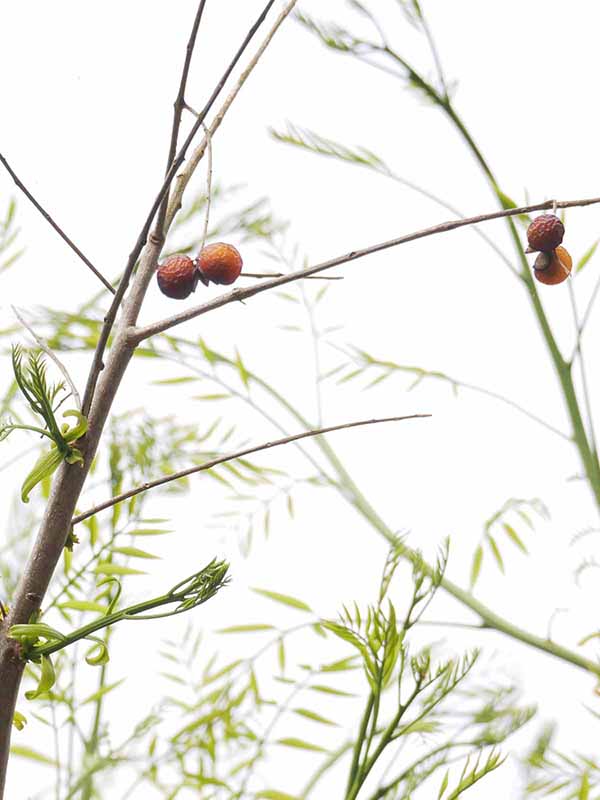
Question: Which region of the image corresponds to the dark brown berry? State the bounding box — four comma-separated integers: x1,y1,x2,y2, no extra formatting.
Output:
533,245,572,285
526,214,565,253
157,255,197,299
196,242,243,286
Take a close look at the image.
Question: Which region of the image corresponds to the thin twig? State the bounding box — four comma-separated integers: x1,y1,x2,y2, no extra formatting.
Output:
416,620,488,630
271,123,519,276
71,414,429,525
135,195,600,342
81,0,279,416
241,271,342,280
165,0,299,231
0,153,114,294
331,342,570,440
418,7,449,100
199,123,212,253
11,306,82,410
152,343,339,488
156,0,209,235
449,378,570,441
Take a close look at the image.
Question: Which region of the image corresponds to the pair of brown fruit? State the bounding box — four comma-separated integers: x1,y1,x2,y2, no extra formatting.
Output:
157,242,243,299
525,214,572,285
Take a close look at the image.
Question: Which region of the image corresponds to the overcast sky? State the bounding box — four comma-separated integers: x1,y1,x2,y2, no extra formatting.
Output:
3,2,600,797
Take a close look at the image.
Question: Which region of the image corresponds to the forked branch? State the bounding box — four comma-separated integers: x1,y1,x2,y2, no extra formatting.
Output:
81,0,280,416
135,195,600,342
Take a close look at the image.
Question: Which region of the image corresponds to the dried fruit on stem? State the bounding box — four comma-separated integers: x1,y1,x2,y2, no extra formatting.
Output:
533,245,572,285
526,214,565,253
196,242,243,286
157,255,197,299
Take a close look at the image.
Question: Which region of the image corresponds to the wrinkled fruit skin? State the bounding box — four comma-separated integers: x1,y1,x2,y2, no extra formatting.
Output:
157,255,197,299
533,245,572,285
196,242,243,286
526,214,565,253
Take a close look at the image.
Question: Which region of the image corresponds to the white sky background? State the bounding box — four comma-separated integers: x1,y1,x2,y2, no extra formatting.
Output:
2,1,600,797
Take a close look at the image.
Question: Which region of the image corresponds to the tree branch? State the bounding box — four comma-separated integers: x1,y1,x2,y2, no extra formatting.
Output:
156,0,209,236
241,271,342,280
135,195,600,342
81,0,279,416
0,6,295,793
165,0,299,231
0,152,114,294
71,414,430,526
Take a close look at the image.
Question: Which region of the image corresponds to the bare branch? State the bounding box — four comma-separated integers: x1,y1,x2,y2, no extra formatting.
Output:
0,152,115,294
135,195,600,342
241,272,342,280
165,0,299,231
199,123,213,253
156,0,209,235
81,0,280,416
71,413,430,526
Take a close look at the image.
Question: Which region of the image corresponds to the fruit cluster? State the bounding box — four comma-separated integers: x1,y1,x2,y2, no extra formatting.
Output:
156,242,243,299
525,214,572,285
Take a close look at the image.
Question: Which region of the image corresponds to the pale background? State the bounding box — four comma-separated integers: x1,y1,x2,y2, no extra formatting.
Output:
2,1,600,797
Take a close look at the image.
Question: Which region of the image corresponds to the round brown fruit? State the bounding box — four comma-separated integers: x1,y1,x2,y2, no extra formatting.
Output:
533,245,572,285
196,242,243,286
157,255,197,299
526,214,565,253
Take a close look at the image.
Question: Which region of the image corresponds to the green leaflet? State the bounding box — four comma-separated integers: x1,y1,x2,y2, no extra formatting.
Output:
85,637,110,666
21,445,63,503
12,711,27,731
25,655,56,700
20,409,87,503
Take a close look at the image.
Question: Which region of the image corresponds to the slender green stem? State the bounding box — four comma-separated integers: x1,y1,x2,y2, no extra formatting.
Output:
80,651,109,800
568,281,598,461
49,701,61,800
238,671,315,798
346,692,375,799
364,681,381,767
248,372,600,675
301,741,354,798
20,561,228,658
347,682,419,800
369,739,473,800
80,519,116,800
318,434,600,677
2,423,55,441
65,644,79,796
381,34,600,508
